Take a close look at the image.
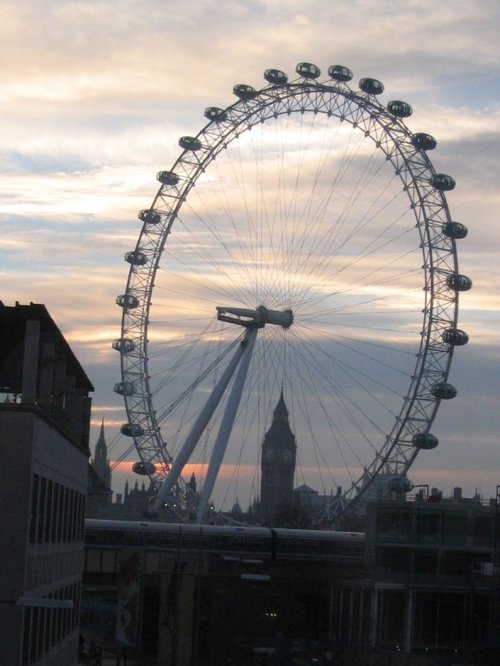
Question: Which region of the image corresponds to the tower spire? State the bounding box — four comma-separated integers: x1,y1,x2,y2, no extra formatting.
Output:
91,419,112,490
273,386,289,421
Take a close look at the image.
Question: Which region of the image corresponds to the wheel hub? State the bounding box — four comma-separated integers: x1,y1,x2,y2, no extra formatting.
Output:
216,305,294,329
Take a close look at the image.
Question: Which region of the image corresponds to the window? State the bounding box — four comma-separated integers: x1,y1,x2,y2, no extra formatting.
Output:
439,551,468,578
377,546,410,574
51,483,60,543
30,474,39,543
378,590,405,645
44,480,53,542
377,509,400,540
37,476,46,542
414,549,438,576
101,550,117,573
442,512,467,546
86,548,103,573
377,508,411,543
473,514,493,547
416,511,441,545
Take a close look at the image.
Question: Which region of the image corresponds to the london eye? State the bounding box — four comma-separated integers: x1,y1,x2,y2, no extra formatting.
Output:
114,62,470,523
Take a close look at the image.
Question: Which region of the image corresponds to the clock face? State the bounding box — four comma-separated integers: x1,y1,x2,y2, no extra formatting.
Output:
264,449,273,461
282,450,292,462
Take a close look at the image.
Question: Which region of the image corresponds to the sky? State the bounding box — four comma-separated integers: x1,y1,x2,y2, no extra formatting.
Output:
1,0,499,510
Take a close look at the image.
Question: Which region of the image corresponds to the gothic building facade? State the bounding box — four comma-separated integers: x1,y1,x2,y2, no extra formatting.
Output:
87,422,155,520
86,420,113,518
87,393,334,527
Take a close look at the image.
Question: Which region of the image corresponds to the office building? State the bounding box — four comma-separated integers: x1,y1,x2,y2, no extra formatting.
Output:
0,302,93,665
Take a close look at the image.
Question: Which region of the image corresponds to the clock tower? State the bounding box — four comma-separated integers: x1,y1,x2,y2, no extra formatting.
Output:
260,390,296,526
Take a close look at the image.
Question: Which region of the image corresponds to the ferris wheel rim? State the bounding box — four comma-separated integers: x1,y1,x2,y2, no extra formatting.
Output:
115,64,467,518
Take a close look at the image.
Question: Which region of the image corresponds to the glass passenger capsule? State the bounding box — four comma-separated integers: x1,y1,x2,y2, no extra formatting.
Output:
359,78,384,95
138,209,161,225
430,173,456,191
442,221,468,239
328,65,353,82
411,133,437,151
157,170,179,186
179,136,202,151
124,250,147,266
412,433,439,450
133,461,157,476
116,294,140,309
431,382,457,400
120,423,144,438
264,69,288,85
442,328,469,346
233,84,257,100
112,338,136,353
296,62,321,79
387,476,413,493
204,107,227,122
387,100,413,118
114,381,135,396
446,273,472,292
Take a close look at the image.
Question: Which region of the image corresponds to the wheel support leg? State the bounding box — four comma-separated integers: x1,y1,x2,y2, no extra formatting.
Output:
196,327,258,523
149,331,252,515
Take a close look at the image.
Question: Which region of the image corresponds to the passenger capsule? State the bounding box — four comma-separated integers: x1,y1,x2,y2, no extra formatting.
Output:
442,328,469,346
442,221,468,239
233,84,257,100
387,100,413,118
124,250,147,266
112,338,136,353
431,382,457,400
179,136,202,151
388,476,412,493
359,77,384,95
204,106,227,122
133,461,157,476
412,433,439,450
157,170,179,186
430,173,456,192
114,381,135,396
116,294,140,309
446,273,472,292
264,69,288,85
138,209,161,225
120,423,144,438
296,62,321,79
411,133,437,151
328,65,353,82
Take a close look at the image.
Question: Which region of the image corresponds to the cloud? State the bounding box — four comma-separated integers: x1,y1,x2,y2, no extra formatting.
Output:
2,0,499,507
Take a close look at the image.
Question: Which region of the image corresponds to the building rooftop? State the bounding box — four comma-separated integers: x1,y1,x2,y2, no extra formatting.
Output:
0,301,94,394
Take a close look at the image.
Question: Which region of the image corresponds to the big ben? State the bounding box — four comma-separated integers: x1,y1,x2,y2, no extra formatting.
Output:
260,390,296,526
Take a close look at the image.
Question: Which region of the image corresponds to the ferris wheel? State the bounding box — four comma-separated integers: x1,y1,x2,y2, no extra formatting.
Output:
114,62,470,523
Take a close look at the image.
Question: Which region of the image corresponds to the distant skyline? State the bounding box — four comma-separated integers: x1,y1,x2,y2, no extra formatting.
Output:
1,1,499,508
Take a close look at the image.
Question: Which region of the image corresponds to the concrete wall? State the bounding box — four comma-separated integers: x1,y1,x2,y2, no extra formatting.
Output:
0,406,89,664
